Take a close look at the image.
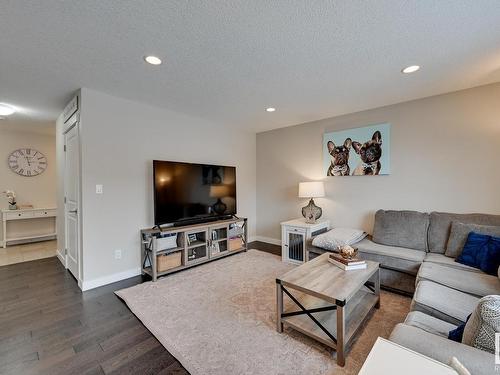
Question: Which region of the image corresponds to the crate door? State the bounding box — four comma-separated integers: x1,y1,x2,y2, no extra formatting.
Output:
285,227,306,263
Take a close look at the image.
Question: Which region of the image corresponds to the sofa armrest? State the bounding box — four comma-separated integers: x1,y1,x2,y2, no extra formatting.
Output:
389,323,494,375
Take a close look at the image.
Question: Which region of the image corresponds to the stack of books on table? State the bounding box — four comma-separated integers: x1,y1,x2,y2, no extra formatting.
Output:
328,253,367,271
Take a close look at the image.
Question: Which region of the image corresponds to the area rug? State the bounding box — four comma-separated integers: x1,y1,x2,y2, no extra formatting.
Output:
116,250,410,375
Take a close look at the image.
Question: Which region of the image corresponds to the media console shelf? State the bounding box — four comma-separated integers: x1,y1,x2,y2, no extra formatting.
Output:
141,217,248,281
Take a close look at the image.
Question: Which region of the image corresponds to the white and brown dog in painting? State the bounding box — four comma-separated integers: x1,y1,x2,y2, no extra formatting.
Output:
326,138,352,176
352,131,383,175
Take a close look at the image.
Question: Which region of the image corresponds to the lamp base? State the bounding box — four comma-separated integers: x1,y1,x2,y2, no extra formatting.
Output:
212,198,227,215
301,198,322,224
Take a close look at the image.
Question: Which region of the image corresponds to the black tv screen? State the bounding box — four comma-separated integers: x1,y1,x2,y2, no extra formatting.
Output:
153,160,236,225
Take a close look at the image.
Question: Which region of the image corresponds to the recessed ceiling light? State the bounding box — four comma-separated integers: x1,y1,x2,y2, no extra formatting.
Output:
144,55,162,65
266,107,276,112
0,103,15,116
401,65,420,74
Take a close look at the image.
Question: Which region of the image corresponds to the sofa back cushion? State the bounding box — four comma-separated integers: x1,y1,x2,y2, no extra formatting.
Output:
372,210,429,251
428,212,500,254
446,221,500,258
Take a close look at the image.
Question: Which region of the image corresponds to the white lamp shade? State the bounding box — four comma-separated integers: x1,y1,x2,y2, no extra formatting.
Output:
298,181,325,198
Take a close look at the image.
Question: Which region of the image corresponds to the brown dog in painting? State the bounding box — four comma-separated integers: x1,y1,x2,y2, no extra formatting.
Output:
326,138,352,176
352,131,382,175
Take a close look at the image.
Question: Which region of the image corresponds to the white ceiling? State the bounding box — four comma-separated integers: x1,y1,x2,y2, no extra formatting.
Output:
1,1,500,133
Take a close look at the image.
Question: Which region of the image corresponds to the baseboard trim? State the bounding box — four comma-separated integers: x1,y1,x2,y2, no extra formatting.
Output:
253,236,281,246
56,249,66,268
81,267,142,291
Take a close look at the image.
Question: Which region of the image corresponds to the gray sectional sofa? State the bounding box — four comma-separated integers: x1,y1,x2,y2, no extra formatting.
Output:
308,210,500,374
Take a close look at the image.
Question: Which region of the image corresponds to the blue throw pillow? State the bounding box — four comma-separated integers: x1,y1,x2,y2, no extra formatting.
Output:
448,314,471,342
456,232,500,275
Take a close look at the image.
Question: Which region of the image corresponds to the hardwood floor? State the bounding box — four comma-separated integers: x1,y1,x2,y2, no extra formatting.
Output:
0,241,279,374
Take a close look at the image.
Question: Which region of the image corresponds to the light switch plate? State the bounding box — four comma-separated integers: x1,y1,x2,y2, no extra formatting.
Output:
96,184,103,194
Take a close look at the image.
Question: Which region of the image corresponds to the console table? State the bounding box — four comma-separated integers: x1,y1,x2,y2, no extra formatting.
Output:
1,208,57,248
141,217,248,281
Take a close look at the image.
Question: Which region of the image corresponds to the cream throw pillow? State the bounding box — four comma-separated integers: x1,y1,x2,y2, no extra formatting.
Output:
311,228,367,251
462,295,500,353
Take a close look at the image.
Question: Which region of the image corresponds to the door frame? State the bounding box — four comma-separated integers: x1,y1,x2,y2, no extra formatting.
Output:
63,118,83,287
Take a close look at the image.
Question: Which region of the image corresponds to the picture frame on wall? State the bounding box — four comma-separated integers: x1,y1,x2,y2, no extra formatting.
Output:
323,123,390,176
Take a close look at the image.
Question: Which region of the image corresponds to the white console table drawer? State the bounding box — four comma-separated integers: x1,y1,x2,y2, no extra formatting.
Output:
33,209,57,217
3,210,35,220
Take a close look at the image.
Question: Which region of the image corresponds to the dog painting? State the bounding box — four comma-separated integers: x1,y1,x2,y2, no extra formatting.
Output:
323,123,390,176
326,138,352,176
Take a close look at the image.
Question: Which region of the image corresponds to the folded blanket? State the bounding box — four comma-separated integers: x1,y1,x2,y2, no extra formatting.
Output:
312,228,367,251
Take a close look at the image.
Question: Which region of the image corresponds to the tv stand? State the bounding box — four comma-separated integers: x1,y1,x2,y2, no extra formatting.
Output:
141,217,248,281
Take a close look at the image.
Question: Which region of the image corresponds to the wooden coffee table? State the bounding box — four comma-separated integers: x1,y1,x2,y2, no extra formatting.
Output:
276,253,380,366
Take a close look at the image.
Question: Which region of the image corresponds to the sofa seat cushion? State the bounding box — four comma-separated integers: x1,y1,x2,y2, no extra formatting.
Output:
356,238,425,275
372,210,429,251
428,212,500,254
417,262,500,297
424,253,481,273
404,311,456,338
411,280,479,325
389,323,494,375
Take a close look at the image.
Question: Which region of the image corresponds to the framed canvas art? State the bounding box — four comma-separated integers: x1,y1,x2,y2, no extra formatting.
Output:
323,123,390,176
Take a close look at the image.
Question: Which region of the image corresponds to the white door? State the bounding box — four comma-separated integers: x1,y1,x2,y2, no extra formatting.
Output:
64,123,80,280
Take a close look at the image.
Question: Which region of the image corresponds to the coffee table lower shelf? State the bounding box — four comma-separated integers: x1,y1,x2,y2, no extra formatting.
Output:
281,289,379,349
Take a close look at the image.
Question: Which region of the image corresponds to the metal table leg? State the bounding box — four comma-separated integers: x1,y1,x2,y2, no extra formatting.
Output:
276,280,284,333
375,268,381,308
336,301,345,366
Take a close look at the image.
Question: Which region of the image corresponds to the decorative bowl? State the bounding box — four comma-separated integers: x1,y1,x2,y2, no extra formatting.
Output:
339,245,358,260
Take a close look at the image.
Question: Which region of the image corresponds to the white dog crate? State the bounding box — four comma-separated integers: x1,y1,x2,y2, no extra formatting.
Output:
280,218,330,264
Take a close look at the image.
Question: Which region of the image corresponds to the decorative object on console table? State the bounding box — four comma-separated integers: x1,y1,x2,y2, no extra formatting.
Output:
281,218,330,264
3,190,17,210
298,181,325,224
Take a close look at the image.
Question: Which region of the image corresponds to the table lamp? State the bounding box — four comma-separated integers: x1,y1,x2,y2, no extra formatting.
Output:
298,181,325,224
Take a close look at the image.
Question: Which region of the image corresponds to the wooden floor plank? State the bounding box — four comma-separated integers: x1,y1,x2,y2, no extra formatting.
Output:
0,241,276,374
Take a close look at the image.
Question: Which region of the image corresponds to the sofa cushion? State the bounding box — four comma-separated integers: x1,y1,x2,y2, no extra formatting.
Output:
446,221,500,258
311,228,366,251
356,238,425,275
428,212,500,254
372,210,429,251
457,232,500,275
463,295,500,354
404,311,456,337
417,262,500,297
424,253,481,273
411,280,479,325
389,323,494,375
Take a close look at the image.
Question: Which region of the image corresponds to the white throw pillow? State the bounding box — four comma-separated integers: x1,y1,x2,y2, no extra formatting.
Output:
311,228,367,251
462,295,500,353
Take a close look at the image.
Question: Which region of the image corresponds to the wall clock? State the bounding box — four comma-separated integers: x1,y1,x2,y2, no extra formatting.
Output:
7,148,47,177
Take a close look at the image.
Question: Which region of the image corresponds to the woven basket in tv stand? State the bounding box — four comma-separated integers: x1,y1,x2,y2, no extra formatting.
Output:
141,217,248,281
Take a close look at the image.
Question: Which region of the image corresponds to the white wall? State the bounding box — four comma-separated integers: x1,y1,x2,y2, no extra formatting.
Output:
0,127,56,241
256,83,500,241
77,88,256,287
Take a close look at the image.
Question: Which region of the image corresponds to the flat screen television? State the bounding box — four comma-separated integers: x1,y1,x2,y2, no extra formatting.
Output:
153,160,237,226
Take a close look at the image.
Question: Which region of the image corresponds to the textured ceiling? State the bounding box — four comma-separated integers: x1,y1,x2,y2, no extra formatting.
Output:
1,1,500,132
